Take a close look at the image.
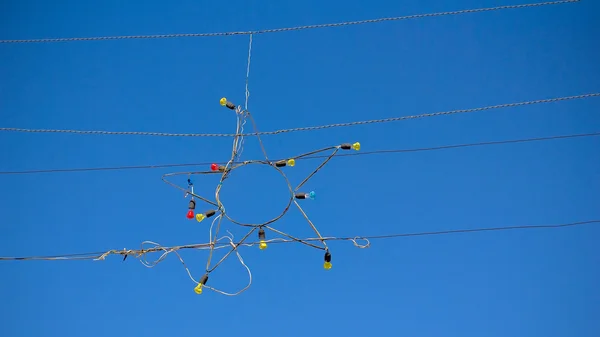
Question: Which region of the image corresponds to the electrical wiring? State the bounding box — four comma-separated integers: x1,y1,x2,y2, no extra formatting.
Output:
1,92,598,138
161,94,360,295
1,0,594,296
0,1,579,44
135,35,361,295
1,131,598,175
1,219,597,262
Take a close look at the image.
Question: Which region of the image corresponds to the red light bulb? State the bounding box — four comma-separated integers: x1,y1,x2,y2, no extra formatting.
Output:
186,210,194,219
210,163,218,171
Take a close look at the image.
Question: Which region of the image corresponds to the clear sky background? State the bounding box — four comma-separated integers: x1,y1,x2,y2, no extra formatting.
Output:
1,1,599,336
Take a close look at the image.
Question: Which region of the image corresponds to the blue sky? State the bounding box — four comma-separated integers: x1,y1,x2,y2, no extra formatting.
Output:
1,0,599,336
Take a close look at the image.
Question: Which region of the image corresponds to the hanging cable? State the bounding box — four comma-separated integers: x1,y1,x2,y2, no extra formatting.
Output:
0,1,580,44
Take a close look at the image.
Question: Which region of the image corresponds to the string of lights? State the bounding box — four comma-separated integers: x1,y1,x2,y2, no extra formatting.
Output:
1,131,598,175
1,92,598,138
106,32,353,295
0,1,579,44
158,93,361,295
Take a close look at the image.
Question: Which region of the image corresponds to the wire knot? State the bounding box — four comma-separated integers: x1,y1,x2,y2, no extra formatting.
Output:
350,237,371,248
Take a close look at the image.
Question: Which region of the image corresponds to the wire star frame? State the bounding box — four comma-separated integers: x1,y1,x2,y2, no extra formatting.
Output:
160,97,360,295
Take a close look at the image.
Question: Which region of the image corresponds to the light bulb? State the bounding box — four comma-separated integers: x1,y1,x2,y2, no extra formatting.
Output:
287,159,296,167
186,210,194,219
196,213,206,222
258,228,267,250
323,251,332,270
352,142,360,151
220,97,236,110
210,163,218,171
195,274,209,294
295,192,316,200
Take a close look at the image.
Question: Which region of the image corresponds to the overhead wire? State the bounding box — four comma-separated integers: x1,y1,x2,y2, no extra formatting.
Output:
0,0,592,296
1,92,598,138
1,219,597,261
0,1,580,44
1,131,598,175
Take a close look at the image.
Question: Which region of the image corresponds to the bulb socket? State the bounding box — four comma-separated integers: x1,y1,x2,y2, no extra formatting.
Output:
199,274,209,285
225,102,236,110
274,160,287,167
258,228,266,240
205,210,217,218
188,199,196,210
324,251,331,263
340,143,352,150
295,192,307,199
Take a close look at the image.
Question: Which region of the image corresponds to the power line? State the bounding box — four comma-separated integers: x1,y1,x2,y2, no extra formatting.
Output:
0,1,579,44
1,131,598,175
1,219,597,261
1,92,598,138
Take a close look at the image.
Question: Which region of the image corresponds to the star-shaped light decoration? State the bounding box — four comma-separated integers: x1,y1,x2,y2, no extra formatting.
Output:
162,97,360,295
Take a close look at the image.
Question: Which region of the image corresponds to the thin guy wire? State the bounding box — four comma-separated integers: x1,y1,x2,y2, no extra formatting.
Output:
1,92,598,137
2,131,598,175
1,219,597,261
293,199,329,250
264,225,324,250
246,112,271,161
295,147,340,190
0,1,579,44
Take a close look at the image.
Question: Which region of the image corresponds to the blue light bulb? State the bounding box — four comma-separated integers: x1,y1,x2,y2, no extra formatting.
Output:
308,191,315,200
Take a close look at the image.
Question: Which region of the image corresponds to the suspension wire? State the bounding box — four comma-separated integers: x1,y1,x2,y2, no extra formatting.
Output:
2,131,598,175
0,1,580,44
1,219,597,261
1,92,597,138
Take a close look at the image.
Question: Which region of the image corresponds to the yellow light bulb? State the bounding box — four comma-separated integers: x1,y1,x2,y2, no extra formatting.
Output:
287,159,295,167
259,240,267,250
196,213,206,222
194,283,203,294
323,261,332,270
219,97,227,106
352,142,360,151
